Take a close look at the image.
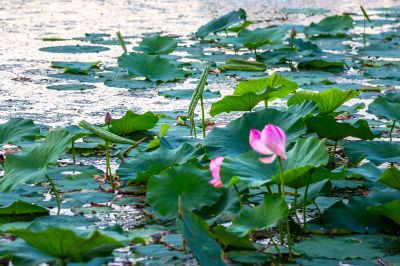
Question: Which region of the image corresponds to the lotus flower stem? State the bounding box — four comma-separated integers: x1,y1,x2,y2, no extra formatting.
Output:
293,187,302,225
233,184,243,210
116,31,128,54
278,157,292,261
363,18,366,47
266,231,281,258
389,120,396,142
45,174,61,215
303,175,311,232
105,140,115,191
71,141,76,164
200,96,206,138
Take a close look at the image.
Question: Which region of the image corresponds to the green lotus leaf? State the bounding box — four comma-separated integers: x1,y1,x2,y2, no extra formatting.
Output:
109,110,159,136
378,166,400,190
0,200,48,216
344,141,400,165
0,118,40,145
367,92,400,122
117,53,184,82
51,61,100,74
204,108,306,157
228,194,289,237
117,143,203,183
147,162,222,218
369,200,400,225
305,15,354,37
287,88,359,115
237,27,287,50
177,212,227,266
297,59,345,71
321,197,394,233
0,129,71,191
295,235,385,260
306,116,380,141
46,84,96,91
39,45,110,53
219,58,266,72
5,226,125,264
158,88,220,99
138,35,177,54
195,9,246,39
220,137,329,188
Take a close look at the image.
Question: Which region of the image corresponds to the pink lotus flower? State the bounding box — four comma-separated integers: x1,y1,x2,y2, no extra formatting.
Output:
249,124,287,164
209,156,224,188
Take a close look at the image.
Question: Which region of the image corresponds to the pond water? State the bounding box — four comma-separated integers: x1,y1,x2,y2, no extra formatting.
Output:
0,0,398,127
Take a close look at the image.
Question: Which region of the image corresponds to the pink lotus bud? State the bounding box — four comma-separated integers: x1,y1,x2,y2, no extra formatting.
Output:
209,156,224,188
249,124,287,164
105,112,112,125
290,28,297,38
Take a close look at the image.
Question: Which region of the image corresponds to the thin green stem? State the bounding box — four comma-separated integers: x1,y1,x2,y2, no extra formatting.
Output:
71,141,76,164
46,175,60,215
332,140,338,167
266,184,272,194
269,233,281,258
233,184,243,210
293,187,302,225
303,175,311,232
363,18,366,47
314,202,322,216
105,140,115,192
200,96,206,138
278,157,292,261
389,120,396,142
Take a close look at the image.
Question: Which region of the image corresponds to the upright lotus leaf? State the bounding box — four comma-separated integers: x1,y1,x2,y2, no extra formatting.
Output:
147,162,222,218
233,73,298,98
0,200,49,223
0,129,71,191
6,226,124,264
64,125,89,141
237,27,287,50
369,200,400,225
177,212,227,266
287,88,359,116
212,225,255,249
138,35,178,55
305,15,354,37
117,53,184,82
367,92,400,121
204,108,306,157
0,200,48,215
306,116,380,141
344,141,400,165
274,136,330,187
378,166,400,190
0,118,40,145
295,235,385,260
209,89,273,117
220,137,329,188
292,38,322,53
109,110,159,136
51,61,100,74
228,194,289,237
287,100,319,118
195,9,246,39
117,143,203,183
